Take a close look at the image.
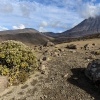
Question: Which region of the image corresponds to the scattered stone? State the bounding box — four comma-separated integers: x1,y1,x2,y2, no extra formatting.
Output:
44,41,54,47
21,84,28,89
58,48,64,52
84,43,95,50
40,70,45,74
66,44,77,49
42,57,47,61
92,43,96,46
63,73,68,78
69,50,76,53
42,56,50,61
41,65,46,70
91,50,100,55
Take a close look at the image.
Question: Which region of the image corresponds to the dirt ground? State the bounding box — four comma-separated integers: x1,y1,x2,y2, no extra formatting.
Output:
0,38,100,100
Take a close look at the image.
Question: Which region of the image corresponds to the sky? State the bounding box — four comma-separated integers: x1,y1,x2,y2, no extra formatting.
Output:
0,0,100,33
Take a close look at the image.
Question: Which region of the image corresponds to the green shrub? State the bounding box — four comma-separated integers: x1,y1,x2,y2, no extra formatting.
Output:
0,40,38,85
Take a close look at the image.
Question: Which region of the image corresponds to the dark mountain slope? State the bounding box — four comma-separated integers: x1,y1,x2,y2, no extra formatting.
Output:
60,16,100,37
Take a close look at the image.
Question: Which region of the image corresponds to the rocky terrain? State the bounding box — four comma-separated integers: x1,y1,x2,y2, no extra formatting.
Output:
0,38,100,100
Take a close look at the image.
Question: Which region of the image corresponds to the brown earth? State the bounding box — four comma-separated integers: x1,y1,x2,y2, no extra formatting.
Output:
0,38,100,100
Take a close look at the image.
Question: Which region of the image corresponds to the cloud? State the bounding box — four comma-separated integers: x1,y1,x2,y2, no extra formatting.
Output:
0,1,13,13
39,27,47,32
77,2,100,18
13,24,25,29
0,26,8,31
39,21,48,27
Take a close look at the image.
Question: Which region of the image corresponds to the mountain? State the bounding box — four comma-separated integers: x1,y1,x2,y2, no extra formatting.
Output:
0,28,50,45
44,16,100,38
60,16,100,37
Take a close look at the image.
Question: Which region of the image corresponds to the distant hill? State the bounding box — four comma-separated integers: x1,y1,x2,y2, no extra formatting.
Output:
0,28,51,45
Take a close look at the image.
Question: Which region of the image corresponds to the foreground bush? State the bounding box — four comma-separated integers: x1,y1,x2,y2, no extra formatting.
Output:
0,40,38,85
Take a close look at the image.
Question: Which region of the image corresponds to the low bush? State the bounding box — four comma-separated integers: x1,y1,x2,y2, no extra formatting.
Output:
0,40,38,85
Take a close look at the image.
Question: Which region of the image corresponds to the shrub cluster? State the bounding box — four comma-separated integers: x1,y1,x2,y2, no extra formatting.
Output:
0,40,38,85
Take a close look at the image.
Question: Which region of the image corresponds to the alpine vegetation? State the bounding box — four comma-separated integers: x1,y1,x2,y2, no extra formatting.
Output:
0,40,38,86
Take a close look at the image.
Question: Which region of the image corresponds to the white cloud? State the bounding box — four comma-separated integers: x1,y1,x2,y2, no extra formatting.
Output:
13,24,25,29
39,21,48,27
0,26,8,31
77,2,100,18
0,2,13,13
39,27,47,32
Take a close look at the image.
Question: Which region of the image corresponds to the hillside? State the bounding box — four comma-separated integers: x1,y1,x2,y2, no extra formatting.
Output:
0,28,51,45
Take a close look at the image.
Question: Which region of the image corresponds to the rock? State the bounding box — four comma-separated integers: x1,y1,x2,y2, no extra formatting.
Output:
92,43,96,46
58,48,64,52
66,44,77,49
41,65,46,70
39,46,43,50
85,59,100,85
0,76,8,92
64,74,68,78
42,56,50,61
62,73,68,78
84,43,95,50
91,50,100,55
69,50,76,53
44,41,54,47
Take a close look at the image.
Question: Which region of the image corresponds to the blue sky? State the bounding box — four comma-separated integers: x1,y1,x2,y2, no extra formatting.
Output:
0,0,100,32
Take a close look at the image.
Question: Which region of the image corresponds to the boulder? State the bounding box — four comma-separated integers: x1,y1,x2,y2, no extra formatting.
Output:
66,44,77,49
44,41,54,47
85,59,100,86
84,43,95,50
